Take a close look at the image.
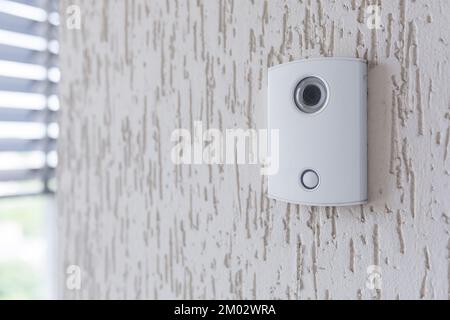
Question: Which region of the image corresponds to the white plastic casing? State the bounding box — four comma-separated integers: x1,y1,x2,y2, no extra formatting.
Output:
268,58,367,206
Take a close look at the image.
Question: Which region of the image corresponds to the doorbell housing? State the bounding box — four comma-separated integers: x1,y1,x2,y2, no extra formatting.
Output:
268,58,367,206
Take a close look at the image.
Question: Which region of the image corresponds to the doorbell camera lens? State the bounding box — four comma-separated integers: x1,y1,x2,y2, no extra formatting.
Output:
294,77,328,114
303,85,322,106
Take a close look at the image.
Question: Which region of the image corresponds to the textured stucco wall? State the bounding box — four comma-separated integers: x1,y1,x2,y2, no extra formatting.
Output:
58,0,450,299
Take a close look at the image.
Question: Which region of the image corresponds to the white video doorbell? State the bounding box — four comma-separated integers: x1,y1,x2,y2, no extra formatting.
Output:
268,58,367,206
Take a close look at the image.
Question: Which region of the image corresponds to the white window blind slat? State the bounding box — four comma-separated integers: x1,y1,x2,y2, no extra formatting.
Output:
0,0,48,22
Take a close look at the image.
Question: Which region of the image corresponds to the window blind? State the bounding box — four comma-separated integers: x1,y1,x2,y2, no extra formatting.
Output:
0,0,58,197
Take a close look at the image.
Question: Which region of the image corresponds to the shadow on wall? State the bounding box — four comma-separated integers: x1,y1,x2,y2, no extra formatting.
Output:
367,62,393,206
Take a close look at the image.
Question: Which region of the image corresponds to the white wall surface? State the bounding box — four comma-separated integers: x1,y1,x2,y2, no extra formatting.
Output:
58,0,450,299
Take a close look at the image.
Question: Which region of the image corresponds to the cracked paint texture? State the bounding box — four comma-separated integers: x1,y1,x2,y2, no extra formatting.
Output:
58,0,450,299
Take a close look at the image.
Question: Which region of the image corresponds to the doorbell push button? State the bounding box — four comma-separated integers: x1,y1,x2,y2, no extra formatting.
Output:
301,170,319,190
267,58,368,206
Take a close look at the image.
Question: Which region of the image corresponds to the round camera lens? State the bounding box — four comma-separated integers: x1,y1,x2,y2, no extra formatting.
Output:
294,77,328,114
302,85,322,106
